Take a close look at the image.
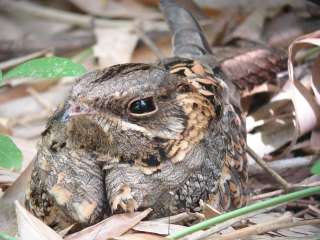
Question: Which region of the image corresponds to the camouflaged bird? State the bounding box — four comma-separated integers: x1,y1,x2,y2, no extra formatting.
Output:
25,0,248,231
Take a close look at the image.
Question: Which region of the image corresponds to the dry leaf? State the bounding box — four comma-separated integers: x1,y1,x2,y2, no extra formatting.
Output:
265,12,304,47
220,48,286,90
242,83,279,98
112,233,166,240
199,199,221,219
65,208,152,240
94,28,139,67
0,162,33,235
225,7,268,44
69,0,161,19
132,221,186,236
288,31,320,135
15,201,63,240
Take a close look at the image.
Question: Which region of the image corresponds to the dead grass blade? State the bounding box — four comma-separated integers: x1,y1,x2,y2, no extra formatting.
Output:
65,208,152,240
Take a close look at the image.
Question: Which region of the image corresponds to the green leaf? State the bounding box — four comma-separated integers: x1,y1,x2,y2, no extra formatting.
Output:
0,232,17,240
0,70,3,84
311,160,320,176
4,56,86,81
0,135,22,170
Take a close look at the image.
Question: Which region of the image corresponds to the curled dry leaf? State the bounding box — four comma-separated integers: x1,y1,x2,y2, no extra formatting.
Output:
288,31,320,135
225,7,268,44
15,201,63,240
65,208,152,240
220,47,286,90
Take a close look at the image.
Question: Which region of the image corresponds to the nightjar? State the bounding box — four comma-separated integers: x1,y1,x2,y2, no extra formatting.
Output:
25,0,248,231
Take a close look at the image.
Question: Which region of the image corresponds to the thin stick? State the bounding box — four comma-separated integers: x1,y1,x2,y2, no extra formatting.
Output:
189,204,284,240
210,213,293,240
156,212,203,224
0,49,51,71
247,146,291,191
308,205,320,216
26,87,53,113
0,0,125,28
0,0,166,31
167,186,320,239
250,181,320,202
213,218,320,240
250,189,283,202
134,25,165,60
249,155,315,176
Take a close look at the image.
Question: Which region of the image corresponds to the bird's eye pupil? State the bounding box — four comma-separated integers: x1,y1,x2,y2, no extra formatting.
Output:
129,97,156,114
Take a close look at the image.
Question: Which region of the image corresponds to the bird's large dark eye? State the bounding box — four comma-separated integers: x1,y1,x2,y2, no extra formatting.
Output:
128,97,157,115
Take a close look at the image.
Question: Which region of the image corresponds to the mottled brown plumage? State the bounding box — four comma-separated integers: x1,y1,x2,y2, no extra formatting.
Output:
25,0,248,231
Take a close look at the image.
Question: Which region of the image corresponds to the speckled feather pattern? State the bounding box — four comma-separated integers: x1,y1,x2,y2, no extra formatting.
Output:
26,0,247,232
25,59,247,231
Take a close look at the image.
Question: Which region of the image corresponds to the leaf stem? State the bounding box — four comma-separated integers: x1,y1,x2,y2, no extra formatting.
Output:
166,186,320,240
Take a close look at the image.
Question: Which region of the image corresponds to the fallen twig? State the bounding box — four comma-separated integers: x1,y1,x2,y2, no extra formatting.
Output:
247,146,291,191
210,212,293,240
26,87,53,113
249,155,316,176
134,25,165,60
250,181,320,202
0,0,128,28
187,205,284,240
308,205,320,216
0,50,51,71
167,186,320,239
0,0,167,31
212,217,320,240
156,212,204,224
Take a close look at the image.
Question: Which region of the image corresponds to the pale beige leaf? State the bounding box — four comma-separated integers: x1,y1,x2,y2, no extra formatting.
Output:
0,162,33,235
247,116,295,157
226,7,267,44
112,233,166,240
15,201,63,240
65,208,152,240
132,221,186,236
199,199,221,219
93,28,139,67
311,57,320,105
